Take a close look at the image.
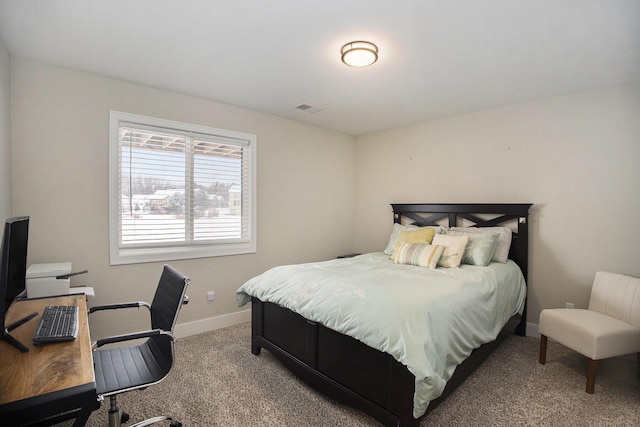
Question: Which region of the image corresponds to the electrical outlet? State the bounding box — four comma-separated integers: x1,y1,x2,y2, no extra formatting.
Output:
565,302,574,309
207,291,215,302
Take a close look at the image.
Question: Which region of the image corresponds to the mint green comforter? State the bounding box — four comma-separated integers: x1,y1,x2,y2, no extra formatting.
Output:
236,252,526,418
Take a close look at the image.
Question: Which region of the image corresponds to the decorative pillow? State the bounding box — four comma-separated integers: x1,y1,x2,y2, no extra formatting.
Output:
383,223,444,255
431,233,470,268
393,242,444,269
450,226,512,263
390,227,436,259
447,231,499,266
384,223,418,255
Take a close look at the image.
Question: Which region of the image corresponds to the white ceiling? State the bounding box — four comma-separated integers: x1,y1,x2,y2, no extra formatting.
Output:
1,0,639,135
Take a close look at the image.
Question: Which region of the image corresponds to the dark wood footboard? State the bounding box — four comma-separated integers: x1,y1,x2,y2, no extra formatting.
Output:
252,297,521,427
252,297,417,426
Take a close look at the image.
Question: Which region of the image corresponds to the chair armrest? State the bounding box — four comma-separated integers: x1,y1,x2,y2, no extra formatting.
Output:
89,301,151,314
92,328,174,349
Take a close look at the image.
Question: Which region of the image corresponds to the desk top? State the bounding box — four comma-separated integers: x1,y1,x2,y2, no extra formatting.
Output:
0,294,95,405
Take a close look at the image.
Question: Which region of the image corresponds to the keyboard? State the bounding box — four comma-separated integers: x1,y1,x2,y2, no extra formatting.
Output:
32,305,79,344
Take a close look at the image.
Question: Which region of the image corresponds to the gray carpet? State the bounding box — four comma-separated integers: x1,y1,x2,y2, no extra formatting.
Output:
83,323,639,426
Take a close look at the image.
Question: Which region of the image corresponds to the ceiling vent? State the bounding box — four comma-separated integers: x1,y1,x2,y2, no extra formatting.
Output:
296,104,323,114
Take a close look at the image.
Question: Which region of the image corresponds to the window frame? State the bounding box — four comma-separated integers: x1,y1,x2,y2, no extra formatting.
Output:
109,111,256,265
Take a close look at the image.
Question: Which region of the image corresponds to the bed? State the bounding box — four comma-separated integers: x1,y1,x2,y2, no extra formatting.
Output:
237,203,532,426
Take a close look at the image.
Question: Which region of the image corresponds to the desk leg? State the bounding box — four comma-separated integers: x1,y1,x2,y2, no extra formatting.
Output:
72,402,100,427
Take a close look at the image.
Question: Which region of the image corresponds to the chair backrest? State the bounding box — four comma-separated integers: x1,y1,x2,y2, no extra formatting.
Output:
588,271,640,328
150,264,190,332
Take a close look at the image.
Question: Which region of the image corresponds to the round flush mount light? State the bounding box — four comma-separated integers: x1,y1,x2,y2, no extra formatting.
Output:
341,41,378,67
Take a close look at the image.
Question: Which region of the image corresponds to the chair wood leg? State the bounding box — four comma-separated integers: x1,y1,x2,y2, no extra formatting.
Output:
586,358,598,394
539,335,547,364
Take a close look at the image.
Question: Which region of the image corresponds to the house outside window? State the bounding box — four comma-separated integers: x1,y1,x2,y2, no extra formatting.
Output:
109,111,256,265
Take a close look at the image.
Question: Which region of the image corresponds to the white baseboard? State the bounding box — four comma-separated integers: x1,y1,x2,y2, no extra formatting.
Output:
174,309,251,339
526,322,540,338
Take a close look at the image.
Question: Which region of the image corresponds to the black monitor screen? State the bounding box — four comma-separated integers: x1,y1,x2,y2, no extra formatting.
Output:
1,216,38,352
1,216,29,315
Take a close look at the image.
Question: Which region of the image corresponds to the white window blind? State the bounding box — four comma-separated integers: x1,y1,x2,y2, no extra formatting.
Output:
109,111,256,264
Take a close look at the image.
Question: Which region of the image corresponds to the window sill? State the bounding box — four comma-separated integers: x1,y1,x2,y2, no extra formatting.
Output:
110,242,256,265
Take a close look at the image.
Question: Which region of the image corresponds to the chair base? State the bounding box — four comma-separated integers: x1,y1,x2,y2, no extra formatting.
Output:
108,396,128,427
130,415,182,427
108,395,182,427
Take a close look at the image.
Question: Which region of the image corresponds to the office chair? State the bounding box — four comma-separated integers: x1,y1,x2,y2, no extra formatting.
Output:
539,271,640,393
89,265,190,427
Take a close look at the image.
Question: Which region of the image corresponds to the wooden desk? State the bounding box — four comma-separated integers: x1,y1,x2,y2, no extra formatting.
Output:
0,294,98,426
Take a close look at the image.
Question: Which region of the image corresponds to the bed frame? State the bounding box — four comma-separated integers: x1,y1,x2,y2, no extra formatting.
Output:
250,203,532,426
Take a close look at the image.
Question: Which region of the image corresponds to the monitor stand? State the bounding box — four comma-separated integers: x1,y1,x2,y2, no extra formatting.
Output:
2,311,38,352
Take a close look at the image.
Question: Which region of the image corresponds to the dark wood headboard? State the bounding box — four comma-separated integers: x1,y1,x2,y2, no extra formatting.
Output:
391,203,532,335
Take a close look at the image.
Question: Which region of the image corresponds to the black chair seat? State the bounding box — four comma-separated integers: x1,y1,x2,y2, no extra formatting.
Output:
94,335,172,395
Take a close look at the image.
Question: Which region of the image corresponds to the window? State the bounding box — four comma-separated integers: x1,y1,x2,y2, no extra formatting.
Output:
109,111,256,265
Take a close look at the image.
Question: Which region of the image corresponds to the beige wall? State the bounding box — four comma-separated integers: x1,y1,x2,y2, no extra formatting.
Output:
10,58,356,339
0,37,10,220
354,82,640,329
8,55,640,336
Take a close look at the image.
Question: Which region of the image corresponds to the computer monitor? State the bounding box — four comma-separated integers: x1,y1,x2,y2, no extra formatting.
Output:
1,216,38,352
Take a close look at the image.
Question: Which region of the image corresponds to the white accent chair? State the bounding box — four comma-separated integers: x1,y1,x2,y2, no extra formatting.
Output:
538,271,640,393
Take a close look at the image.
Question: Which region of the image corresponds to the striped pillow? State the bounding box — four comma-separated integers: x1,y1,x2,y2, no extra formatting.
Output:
393,242,444,269
389,227,437,260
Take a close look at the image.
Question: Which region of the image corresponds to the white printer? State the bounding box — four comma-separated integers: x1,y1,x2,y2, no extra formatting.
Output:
25,262,73,298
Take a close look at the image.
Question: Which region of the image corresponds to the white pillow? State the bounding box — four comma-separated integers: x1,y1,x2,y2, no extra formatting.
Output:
450,226,512,263
432,233,470,268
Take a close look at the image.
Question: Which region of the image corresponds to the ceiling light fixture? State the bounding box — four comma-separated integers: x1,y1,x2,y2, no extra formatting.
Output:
341,41,378,67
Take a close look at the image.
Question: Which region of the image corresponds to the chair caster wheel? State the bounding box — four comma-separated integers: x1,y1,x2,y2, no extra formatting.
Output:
169,422,182,427
121,412,130,424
